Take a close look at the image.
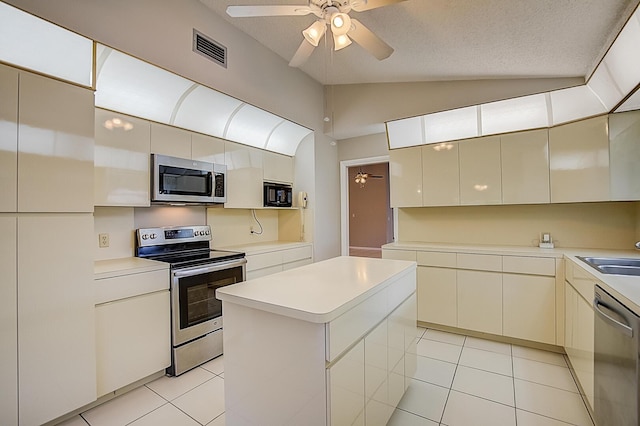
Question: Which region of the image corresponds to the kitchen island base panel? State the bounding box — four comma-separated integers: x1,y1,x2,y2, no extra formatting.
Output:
223,302,327,426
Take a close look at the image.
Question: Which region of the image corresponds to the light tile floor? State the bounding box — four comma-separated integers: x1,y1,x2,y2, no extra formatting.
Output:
57,328,594,426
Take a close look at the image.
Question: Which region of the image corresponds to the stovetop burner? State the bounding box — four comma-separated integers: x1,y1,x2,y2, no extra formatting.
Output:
135,225,244,269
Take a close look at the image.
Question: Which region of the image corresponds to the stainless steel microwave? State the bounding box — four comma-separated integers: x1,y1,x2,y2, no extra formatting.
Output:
152,154,226,204
264,182,292,207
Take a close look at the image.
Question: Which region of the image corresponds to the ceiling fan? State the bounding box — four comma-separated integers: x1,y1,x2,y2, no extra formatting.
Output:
354,167,384,187
226,0,406,67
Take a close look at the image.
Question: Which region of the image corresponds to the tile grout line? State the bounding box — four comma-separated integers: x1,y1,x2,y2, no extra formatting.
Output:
511,343,518,426
438,333,467,425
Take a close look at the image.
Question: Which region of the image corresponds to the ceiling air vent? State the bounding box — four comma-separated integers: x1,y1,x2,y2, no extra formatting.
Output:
193,29,227,68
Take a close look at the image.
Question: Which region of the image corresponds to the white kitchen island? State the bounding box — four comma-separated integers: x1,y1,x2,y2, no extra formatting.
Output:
216,256,417,426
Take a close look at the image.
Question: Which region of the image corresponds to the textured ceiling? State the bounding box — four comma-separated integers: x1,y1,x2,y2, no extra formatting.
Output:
201,0,639,85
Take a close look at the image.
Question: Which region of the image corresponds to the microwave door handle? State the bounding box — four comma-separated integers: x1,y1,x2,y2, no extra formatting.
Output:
593,298,634,337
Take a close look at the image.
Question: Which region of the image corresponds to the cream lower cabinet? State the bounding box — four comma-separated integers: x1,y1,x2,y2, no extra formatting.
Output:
328,340,365,426
457,270,503,335
18,214,96,426
245,244,313,280
416,250,457,327
0,215,17,426
94,108,151,207
564,261,595,411
503,274,555,344
96,290,170,396
0,64,18,213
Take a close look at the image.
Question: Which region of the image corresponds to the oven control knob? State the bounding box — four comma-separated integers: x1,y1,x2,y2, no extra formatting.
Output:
141,234,149,240
150,233,157,239
195,230,201,236
205,229,210,235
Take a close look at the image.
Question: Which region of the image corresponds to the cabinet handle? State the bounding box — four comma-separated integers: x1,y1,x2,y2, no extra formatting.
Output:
593,298,633,337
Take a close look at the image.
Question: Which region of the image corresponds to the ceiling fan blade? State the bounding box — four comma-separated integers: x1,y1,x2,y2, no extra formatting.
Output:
350,0,406,12
289,39,315,67
226,5,316,18
348,18,393,60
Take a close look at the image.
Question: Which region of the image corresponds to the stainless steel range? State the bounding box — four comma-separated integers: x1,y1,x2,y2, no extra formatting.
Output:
135,225,246,376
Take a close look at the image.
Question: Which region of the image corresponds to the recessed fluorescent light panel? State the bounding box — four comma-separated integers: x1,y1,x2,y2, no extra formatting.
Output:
481,94,548,135
0,2,93,86
423,106,478,144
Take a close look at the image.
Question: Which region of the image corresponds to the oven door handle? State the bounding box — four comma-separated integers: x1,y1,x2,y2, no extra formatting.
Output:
173,258,247,278
594,298,634,337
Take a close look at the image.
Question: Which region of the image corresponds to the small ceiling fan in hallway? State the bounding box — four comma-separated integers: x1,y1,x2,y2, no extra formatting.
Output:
354,167,384,187
226,0,406,67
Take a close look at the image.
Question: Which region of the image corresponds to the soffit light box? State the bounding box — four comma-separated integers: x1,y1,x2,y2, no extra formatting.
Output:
387,6,640,149
95,44,312,156
0,2,93,87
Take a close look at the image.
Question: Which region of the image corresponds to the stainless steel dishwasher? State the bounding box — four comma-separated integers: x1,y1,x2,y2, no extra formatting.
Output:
593,285,640,426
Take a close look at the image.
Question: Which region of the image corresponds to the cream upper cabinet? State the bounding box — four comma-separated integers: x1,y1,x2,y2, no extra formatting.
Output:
191,133,225,165
549,115,610,203
458,136,502,205
609,110,640,201
225,141,263,208
389,146,423,207
421,142,459,206
18,72,94,212
150,122,192,158
94,108,151,207
263,150,294,184
18,214,96,425
0,65,18,213
501,129,550,204
0,216,17,426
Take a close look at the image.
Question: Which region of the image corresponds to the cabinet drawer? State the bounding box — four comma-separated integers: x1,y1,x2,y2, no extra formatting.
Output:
283,258,312,271
246,265,283,280
382,249,417,262
570,264,597,303
502,256,556,276
282,245,312,263
94,269,169,305
457,253,502,272
246,251,282,271
417,251,456,268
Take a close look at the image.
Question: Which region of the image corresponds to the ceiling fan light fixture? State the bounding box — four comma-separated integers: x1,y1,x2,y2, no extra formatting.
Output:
333,33,352,51
330,12,351,35
302,20,326,47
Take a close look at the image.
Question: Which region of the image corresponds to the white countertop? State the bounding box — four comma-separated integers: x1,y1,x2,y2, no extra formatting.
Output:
383,241,566,258
216,240,312,255
216,256,416,323
94,257,168,280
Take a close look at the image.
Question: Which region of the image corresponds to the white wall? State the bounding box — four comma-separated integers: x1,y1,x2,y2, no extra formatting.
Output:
338,133,389,162
314,133,340,260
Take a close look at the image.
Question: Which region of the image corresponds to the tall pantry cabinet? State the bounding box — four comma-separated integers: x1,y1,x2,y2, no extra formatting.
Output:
0,63,96,426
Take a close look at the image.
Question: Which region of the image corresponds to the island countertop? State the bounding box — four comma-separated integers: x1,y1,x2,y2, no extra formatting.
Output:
216,255,416,324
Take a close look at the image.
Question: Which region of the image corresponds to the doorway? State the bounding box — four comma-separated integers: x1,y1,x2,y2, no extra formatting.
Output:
340,156,393,257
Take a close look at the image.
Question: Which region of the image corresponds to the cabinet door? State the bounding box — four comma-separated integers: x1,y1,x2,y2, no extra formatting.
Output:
96,291,171,397
501,129,550,204
389,147,422,207
150,122,191,158
18,214,96,425
457,270,502,335
263,151,294,183
365,320,392,426
18,72,94,212
549,115,610,202
328,340,365,426
0,216,17,426
459,136,502,205
94,109,151,206
609,110,640,201
503,274,555,344
0,64,18,212
224,141,263,208
191,133,225,165
417,266,456,327
574,291,595,410
421,142,459,206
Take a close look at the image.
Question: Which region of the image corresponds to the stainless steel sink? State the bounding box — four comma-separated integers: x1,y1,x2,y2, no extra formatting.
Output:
578,256,640,276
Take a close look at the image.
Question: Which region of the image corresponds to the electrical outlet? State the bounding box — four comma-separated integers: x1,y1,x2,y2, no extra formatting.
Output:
99,233,110,248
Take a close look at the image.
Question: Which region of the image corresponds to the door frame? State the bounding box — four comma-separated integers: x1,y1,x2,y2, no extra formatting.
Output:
339,155,391,256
